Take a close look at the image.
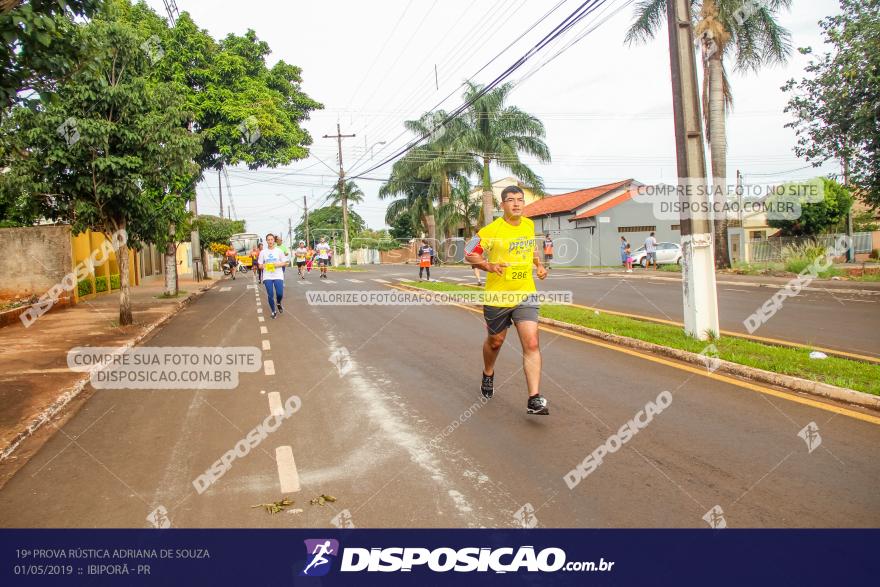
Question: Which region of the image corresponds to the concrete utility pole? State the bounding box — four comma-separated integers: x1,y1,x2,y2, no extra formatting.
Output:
304,195,310,246
323,123,356,267
218,167,224,219
667,0,720,340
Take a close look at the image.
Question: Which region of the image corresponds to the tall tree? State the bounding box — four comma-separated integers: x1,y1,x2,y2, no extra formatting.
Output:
328,180,365,207
626,0,792,268
380,175,436,244
783,0,880,208
454,81,550,226
294,205,365,244
768,177,853,236
437,177,481,238
0,0,103,109
0,2,200,324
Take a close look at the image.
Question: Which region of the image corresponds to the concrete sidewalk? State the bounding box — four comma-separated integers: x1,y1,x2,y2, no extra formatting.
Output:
0,277,217,462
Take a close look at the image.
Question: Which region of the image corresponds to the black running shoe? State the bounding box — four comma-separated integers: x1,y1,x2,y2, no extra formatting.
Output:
277,303,283,314
527,394,549,415
480,372,494,399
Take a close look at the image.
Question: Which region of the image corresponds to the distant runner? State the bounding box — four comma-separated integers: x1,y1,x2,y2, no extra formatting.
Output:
305,244,315,273
417,239,434,281
465,185,549,416
257,234,288,318
224,243,237,280
294,240,308,279
316,237,331,279
276,235,289,274
255,242,264,283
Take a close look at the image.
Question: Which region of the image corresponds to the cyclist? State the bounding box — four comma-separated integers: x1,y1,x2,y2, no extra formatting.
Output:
465,185,549,416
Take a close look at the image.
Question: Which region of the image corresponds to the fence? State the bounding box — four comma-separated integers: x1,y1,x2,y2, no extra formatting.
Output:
748,232,872,263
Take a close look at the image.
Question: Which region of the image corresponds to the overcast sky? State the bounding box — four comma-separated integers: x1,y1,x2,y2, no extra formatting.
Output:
145,0,844,238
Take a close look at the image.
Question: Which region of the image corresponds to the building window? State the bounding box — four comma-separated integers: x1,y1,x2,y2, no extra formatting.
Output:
749,230,765,241
618,225,656,233
670,224,680,231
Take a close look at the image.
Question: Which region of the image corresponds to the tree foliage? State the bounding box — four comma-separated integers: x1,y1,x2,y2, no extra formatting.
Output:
0,0,103,109
783,0,880,208
294,205,365,243
194,214,246,246
768,178,853,236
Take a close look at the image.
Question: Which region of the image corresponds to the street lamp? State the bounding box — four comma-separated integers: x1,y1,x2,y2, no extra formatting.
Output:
370,141,387,160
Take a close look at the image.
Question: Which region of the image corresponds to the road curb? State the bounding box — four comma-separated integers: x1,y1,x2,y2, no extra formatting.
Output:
0,281,218,462
391,284,880,411
539,317,880,411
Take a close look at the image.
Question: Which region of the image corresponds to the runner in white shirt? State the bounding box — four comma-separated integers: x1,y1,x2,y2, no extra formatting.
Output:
257,233,289,318
315,236,331,279
293,240,308,279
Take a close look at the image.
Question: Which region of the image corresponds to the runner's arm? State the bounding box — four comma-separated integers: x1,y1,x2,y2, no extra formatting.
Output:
465,236,504,275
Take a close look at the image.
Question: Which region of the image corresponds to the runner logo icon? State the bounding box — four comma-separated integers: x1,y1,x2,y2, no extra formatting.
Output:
300,539,339,576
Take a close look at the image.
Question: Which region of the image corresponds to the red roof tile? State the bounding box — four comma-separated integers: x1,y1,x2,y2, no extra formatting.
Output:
569,192,633,221
523,179,632,217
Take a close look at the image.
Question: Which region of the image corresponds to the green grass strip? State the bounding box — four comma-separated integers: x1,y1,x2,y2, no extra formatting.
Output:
407,281,880,395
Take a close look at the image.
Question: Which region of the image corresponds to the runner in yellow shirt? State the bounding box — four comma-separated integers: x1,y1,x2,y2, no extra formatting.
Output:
465,185,549,415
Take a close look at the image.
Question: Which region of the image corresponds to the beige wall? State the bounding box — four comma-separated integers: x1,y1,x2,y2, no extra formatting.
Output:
0,225,74,302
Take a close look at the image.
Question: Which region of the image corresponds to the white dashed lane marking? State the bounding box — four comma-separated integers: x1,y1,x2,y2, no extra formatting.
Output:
262,340,271,351
260,326,268,335
267,392,284,417
446,277,467,282
324,279,336,284
258,317,265,323
347,279,364,283
220,287,231,292
372,278,390,283
264,360,275,376
257,308,263,314
275,446,301,493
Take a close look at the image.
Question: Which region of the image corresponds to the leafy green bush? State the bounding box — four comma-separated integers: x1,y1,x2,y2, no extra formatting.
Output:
95,276,108,292
782,241,840,277
110,274,121,290
77,279,93,297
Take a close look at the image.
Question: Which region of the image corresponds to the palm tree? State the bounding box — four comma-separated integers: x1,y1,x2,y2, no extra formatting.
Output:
380,176,436,243
437,177,482,238
328,179,365,207
454,81,550,226
626,0,791,268
380,110,477,252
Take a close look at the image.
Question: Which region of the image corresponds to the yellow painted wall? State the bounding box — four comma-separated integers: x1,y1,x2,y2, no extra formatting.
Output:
71,229,138,303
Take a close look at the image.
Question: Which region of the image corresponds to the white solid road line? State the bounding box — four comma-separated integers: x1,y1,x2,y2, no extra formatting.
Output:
347,279,364,283
220,287,231,292
372,278,390,283
267,392,284,417
264,360,275,376
275,446,301,493
262,340,271,351
260,326,268,335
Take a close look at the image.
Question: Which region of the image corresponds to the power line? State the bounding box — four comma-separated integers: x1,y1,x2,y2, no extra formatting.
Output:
350,0,607,179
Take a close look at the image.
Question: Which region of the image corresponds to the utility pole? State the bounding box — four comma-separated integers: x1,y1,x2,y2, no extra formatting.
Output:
288,217,292,247
323,123,356,267
667,0,719,340
218,167,224,219
304,195,310,246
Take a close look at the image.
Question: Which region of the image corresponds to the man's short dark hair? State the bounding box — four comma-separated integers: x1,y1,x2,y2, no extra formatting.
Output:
500,185,525,202
650,232,655,237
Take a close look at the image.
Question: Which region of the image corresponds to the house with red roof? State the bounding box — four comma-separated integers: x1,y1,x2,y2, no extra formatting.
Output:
523,179,683,267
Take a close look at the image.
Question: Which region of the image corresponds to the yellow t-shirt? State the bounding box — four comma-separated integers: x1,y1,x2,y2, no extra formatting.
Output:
476,216,537,308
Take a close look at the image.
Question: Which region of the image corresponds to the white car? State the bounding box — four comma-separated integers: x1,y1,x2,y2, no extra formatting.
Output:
630,242,682,267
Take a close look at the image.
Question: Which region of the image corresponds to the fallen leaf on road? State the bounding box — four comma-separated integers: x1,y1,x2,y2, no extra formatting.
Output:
309,494,337,506
251,497,294,514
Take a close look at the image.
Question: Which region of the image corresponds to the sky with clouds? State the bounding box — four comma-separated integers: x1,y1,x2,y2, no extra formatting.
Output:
145,0,844,238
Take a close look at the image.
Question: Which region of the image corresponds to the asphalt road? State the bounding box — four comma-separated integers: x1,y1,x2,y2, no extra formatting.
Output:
1,268,878,528
370,264,880,359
